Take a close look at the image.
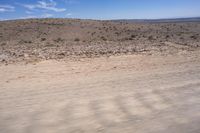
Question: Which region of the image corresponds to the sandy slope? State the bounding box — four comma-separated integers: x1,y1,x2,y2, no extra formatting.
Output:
0,51,200,133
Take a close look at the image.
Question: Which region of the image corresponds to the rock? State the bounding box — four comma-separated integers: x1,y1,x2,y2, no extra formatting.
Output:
24,53,29,58
0,54,9,62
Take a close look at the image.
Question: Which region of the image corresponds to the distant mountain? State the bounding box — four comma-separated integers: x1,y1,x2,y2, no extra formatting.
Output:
112,17,200,23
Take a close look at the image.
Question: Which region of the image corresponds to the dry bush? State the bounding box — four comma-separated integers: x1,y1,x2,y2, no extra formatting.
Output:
101,36,107,41
91,32,96,36
74,38,80,42
54,38,64,43
165,35,170,39
41,38,46,41
20,40,32,43
190,35,197,40
131,35,137,38
45,43,55,47
148,35,154,40
1,42,6,46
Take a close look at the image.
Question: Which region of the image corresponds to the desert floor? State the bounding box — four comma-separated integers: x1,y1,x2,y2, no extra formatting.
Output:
0,51,200,133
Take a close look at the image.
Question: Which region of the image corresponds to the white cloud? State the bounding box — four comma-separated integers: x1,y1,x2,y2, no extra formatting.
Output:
20,13,53,20
19,15,37,19
64,0,79,4
0,18,8,21
25,11,33,14
0,5,15,12
42,13,53,18
21,0,66,12
66,13,72,16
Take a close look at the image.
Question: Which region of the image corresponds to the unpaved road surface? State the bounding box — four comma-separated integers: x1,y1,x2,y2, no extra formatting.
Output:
0,52,200,133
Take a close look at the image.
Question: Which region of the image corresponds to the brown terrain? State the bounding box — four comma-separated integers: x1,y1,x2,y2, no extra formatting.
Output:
0,19,200,63
0,19,200,133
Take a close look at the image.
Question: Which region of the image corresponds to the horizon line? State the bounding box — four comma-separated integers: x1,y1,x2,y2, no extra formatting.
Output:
1,16,200,22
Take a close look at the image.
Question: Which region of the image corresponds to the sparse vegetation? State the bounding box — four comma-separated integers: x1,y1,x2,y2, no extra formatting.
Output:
74,38,80,42
165,35,170,39
1,42,6,46
131,35,137,38
45,43,55,47
190,35,197,39
101,36,107,41
20,40,32,43
148,35,154,40
54,37,64,43
41,38,46,41
0,18,199,63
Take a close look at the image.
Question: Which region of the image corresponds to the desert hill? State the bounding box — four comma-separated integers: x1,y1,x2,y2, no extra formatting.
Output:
0,18,200,63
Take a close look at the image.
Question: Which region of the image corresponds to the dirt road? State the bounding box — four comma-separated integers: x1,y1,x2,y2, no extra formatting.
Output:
0,52,200,133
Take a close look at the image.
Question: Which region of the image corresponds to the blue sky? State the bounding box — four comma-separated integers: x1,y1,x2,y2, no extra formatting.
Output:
0,0,200,20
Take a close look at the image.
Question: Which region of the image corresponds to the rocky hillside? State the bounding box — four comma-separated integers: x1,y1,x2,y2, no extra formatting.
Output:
0,18,200,63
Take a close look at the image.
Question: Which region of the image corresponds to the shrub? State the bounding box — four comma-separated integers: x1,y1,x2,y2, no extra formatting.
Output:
190,35,197,40
74,38,80,42
1,43,6,46
54,37,64,43
165,35,170,39
91,32,96,36
131,35,136,38
45,43,54,47
101,36,107,41
22,40,32,43
148,35,154,40
41,38,46,41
